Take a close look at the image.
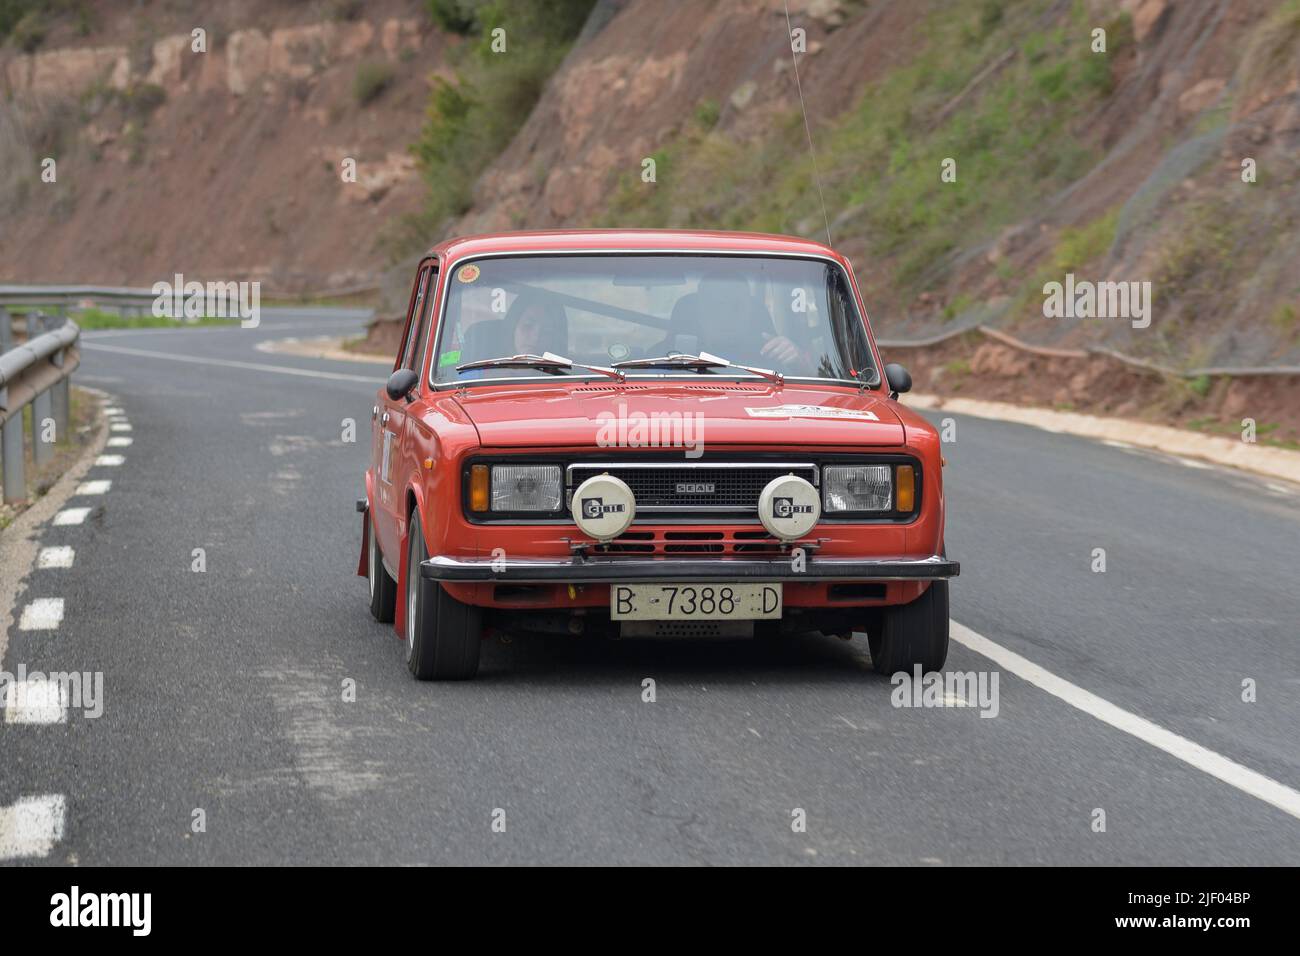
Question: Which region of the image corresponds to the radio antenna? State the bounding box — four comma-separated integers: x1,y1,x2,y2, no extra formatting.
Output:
782,0,834,248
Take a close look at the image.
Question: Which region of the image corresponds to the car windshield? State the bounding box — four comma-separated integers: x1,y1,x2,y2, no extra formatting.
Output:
431,254,877,385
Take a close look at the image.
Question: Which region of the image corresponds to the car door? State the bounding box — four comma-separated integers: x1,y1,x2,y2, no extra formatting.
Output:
372,259,436,569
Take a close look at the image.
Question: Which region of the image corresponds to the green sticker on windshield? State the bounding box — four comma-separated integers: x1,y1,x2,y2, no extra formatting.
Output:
439,350,461,367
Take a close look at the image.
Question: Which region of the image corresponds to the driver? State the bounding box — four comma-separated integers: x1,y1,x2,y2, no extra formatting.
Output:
458,292,568,378
507,293,567,356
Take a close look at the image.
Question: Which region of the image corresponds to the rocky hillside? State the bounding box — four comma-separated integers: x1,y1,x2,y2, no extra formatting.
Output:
451,0,1300,372
0,0,447,292
3,0,1297,377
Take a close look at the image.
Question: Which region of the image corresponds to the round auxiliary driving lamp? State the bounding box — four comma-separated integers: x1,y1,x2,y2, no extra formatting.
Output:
571,473,636,542
757,474,821,541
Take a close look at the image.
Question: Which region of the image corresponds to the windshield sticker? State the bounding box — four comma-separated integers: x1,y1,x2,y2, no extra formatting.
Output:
607,343,630,360
745,404,880,422
439,349,462,367
457,264,480,283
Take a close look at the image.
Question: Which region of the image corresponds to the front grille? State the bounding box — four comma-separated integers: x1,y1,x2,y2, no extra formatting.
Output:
567,462,817,514
598,528,786,556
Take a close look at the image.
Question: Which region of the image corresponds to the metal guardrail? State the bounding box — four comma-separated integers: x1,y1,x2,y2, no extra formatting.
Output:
0,282,381,313
0,307,80,504
0,284,157,316
877,325,1300,378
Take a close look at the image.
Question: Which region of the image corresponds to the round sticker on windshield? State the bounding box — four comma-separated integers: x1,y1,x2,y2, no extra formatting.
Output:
457,264,480,283
607,343,630,360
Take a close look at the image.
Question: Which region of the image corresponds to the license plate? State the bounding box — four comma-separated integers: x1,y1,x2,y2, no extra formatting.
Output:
610,583,782,621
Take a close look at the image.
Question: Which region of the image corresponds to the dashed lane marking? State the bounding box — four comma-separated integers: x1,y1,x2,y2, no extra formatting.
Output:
0,795,67,860
18,598,64,631
52,508,91,526
74,480,112,496
107,437,132,447
94,455,125,466
3,679,67,724
37,546,75,569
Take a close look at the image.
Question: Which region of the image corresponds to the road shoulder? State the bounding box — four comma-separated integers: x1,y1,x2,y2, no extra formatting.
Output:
908,392,1300,486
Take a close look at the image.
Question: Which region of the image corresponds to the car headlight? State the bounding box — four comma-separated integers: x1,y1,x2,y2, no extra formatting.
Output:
488,464,563,512
822,464,893,513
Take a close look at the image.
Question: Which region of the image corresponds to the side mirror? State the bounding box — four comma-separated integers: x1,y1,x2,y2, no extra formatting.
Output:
386,367,419,402
884,362,912,398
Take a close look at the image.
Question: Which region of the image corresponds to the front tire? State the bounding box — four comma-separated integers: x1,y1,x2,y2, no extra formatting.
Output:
869,581,949,675
367,513,397,623
405,508,482,680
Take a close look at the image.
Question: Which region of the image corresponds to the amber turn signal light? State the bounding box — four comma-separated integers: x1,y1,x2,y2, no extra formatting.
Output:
469,464,489,512
896,465,915,513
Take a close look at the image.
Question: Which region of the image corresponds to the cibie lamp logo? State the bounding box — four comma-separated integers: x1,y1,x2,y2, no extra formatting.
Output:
772,496,813,519
151,274,261,328
582,497,625,518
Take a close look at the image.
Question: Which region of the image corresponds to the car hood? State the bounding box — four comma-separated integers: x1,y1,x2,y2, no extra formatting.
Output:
454,381,906,448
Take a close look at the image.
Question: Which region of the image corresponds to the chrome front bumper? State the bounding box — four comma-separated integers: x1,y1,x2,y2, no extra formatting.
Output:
421,554,959,583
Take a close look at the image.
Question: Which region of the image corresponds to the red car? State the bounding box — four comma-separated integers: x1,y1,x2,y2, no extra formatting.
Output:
358,230,958,679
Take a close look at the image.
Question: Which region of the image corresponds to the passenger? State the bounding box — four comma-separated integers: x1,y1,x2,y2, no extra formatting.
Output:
664,276,809,370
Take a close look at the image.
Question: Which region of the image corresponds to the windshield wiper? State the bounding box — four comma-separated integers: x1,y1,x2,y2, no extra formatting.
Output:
456,352,624,381
613,351,783,386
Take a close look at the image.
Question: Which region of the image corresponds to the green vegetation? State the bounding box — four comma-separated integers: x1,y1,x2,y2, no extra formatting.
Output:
80,81,167,123
0,0,94,51
1187,373,1213,398
693,99,721,130
942,292,975,322
1008,206,1120,321
1186,416,1300,451
1152,197,1249,310
1240,0,1300,105
71,308,238,330
427,0,479,36
408,0,596,236
598,0,1127,310
1270,302,1298,331
354,62,397,106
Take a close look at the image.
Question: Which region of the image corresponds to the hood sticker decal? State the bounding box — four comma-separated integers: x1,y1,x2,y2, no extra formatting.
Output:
745,404,880,422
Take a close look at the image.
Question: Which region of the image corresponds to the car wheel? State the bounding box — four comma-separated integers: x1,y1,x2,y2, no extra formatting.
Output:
367,513,397,623
869,581,949,675
405,507,482,680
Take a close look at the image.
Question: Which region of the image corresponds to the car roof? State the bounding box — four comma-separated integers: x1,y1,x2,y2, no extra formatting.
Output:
428,229,844,262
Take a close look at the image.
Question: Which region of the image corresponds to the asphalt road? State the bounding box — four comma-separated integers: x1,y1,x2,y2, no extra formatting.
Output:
2,311,1297,865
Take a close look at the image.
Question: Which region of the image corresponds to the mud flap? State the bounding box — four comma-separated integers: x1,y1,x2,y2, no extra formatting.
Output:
356,499,369,578
393,521,408,640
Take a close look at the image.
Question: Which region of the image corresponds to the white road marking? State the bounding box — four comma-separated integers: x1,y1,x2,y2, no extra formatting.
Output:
75,480,112,495
0,795,66,860
109,422,132,432
3,679,67,724
107,436,133,447
1175,456,1212,470
38,546,75,569
83,342,380,383
19,598,64,630
95,455,125,466
1265,482,1295,496
102,406,124,414
53,507,92,525
950,621,1300,821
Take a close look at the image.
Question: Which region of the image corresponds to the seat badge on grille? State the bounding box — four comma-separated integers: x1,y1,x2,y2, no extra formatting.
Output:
675,482,715,495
